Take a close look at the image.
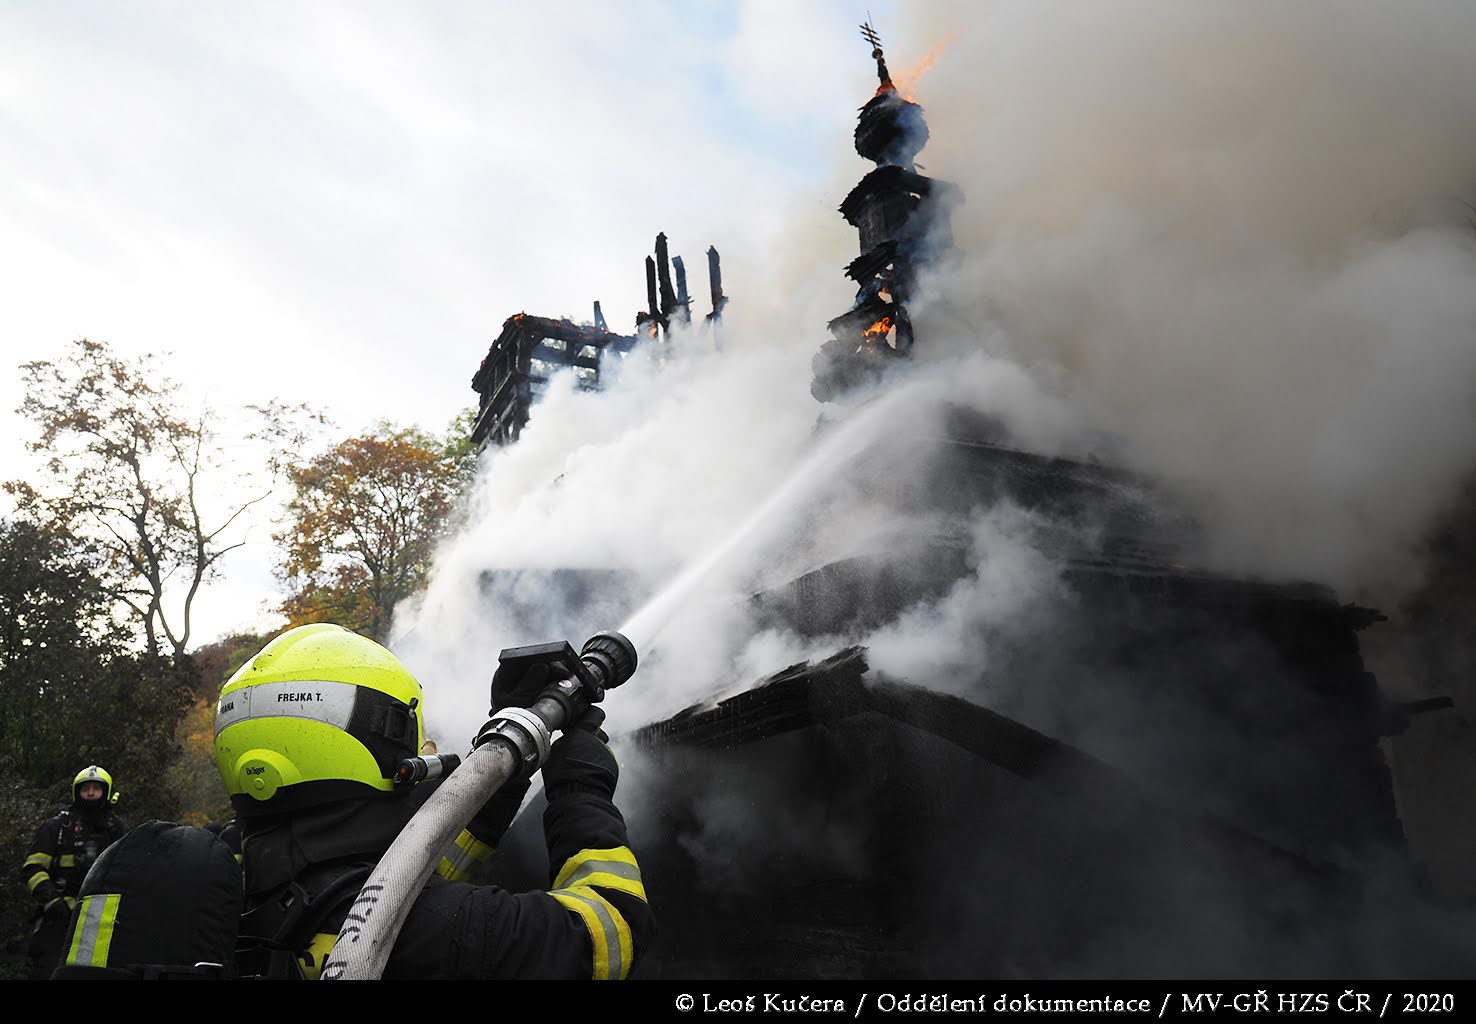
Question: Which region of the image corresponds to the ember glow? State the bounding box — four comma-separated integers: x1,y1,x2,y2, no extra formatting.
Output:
864,316,893,337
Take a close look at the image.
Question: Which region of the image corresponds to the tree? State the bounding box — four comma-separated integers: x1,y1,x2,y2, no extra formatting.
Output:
277,416,477,641
12,338,291,660
188,629,279,702
0,514,194,802
0,515,194,963
0,516,125,774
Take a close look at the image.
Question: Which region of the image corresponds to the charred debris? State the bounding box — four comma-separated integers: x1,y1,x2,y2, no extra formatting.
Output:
469,234,727,448
472,23,1469,978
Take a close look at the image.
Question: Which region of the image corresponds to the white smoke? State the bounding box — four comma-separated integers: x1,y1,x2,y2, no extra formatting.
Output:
864,503,1064,693
899,0,1476,598
393,332,815,739
396,0,1476,753
393,326,1069,745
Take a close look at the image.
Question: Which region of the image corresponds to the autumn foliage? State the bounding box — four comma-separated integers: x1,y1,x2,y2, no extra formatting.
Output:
277,421,474,641
3,336,481,962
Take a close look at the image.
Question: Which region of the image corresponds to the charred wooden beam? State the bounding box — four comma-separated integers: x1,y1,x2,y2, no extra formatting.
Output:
639,255,660,333
706,246,728,321
470,312,637,448
672,254,692,326
655,232,678,327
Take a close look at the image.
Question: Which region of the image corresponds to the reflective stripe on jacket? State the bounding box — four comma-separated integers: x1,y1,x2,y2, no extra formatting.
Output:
20,809,125,907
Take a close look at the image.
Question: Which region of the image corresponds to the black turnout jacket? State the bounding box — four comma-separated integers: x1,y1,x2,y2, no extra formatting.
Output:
21,803,127,910
239,733,654,980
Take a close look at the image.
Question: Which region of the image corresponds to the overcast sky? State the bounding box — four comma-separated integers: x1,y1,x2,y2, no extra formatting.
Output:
1,0,901,643
13,1,1473,653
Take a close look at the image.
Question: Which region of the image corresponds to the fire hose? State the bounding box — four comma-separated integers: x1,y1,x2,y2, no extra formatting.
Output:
320,630,638,981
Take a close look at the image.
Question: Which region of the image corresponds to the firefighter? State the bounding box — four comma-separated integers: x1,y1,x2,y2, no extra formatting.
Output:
214,623,654,979
20,765,127,978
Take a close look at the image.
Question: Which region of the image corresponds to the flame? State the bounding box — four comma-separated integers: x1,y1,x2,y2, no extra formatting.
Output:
864,317,893,338
890,33,956,102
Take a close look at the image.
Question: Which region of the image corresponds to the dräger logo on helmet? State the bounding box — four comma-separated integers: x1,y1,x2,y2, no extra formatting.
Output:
214,680,358,736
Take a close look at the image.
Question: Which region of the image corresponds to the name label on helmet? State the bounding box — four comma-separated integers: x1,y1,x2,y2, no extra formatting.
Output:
215,680,358,736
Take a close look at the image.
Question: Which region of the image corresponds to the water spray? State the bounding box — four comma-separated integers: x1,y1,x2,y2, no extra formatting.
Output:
321,390,905,979
617,384,919,654
323,379,925,980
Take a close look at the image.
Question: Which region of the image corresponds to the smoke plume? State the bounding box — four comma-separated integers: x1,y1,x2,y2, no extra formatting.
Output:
900,0,1476,598
394,326,1065,742
386,4,1476,977
397,0,1476,745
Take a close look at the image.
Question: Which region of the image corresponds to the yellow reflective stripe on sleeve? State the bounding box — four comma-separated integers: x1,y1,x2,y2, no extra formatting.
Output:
456,828,494,860
24,852,53,870
58,854,77,868
26,871,52,894
64,893,120,968
298,931,338,981
549,885,633,980
553,846,646,902
435,829,495,881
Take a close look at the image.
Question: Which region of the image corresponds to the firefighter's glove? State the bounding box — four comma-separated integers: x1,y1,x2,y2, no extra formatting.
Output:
43,897,74,922
543,707,617,801
568,705,609,742
490,661,565,714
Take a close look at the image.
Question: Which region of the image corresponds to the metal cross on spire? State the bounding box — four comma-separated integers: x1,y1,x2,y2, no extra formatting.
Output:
859,19,894,90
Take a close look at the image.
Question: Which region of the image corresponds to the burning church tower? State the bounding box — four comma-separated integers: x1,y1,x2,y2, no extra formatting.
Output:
811,23,962,402
471,28,1473,980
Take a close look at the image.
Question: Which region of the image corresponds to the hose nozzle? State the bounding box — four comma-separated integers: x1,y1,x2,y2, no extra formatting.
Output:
476,630,640,777
577,630,638,700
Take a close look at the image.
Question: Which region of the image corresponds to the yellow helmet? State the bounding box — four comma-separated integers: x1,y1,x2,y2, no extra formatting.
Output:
72,765,117,805
214,624,425,816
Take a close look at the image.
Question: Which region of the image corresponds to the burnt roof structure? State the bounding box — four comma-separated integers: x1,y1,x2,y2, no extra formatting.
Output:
469,311,637,448
469,235,728,449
